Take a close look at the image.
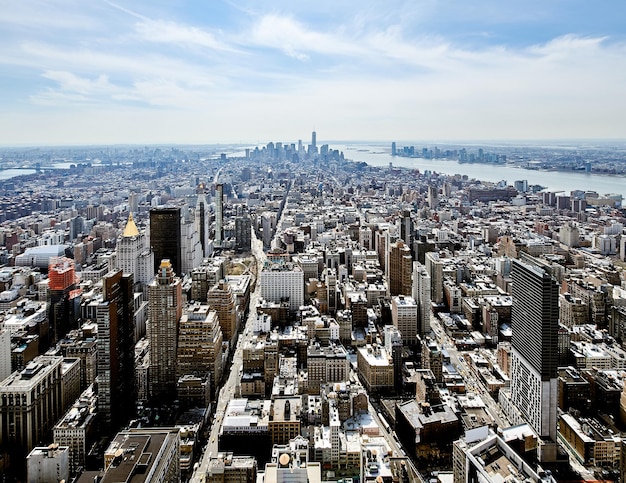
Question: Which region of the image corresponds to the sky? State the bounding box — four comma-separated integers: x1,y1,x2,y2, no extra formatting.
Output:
1,0,625,146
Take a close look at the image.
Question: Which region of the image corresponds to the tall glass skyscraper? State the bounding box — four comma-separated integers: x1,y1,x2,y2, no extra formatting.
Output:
149,206,182,276
97,270,135,431
510,257,559,441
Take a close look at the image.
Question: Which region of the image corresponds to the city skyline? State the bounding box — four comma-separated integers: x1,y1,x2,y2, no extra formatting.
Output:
1,1,626,146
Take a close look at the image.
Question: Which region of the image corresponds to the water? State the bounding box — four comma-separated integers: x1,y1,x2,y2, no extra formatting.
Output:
336,144,626,200
0,168,36,180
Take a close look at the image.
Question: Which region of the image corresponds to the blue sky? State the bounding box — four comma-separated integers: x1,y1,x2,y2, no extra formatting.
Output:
1,0,625,145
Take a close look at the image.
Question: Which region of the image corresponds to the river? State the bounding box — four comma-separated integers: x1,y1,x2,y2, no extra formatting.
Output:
0,168,36,180
336,144,626,200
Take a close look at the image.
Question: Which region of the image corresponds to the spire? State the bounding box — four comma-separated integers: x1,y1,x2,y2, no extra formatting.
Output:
122,212,140,237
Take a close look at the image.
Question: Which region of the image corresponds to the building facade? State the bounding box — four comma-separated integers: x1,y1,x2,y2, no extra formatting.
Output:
149,207,182,276
96,270,136,430
207,281,238,346
0,356,64,459
148,260,183,401
176,303,223,395
115,213,154,289
391,295,418,346
260,261,304,312
510,258,559,442
389,240,413,296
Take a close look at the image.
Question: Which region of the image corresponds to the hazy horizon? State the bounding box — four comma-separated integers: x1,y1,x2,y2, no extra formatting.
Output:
2,138,626,151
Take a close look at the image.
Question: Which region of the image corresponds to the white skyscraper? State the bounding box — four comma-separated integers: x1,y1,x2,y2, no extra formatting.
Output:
391,295,418,345
115,213,154,289
180,205,203,274
260,261,304,311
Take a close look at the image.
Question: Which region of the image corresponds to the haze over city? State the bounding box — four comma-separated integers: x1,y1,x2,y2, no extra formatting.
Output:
1,0,626,145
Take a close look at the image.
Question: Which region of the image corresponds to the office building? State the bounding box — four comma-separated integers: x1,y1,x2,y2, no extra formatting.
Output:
220,399,272,466
53,384,98,475
0,322,10,382
206,452,257,483
235,213,252,252
61,357,81,414
47,257,79,347
412,261,432,336
559,413,621,467
261,212,275,250
357,344,394,393
559,221,580,248
115,212,154,290
191,256,227,303
349,293,368,329
215,183,224,247
325,268,338,315
391,295,418,346
260,261,304,312
195,189,211,257
0,356,64,459
128,192,138,213
510,258,559,442
26,444,70,483
428,184,438,208
148,260,183,401
452,430,551,483
306,342,349,394
176,303,223,395
96,270,136,430
102,428,180,483
400,210,413,248
180,204,203,274
63,334,97,390
269,397,302,446
207,280,238,346
384,325,403,388
150,207,182,276
425,251,445,304
421,337,444,383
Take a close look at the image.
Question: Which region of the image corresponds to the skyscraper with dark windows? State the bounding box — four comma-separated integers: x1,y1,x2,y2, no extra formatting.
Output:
510,257,559,442
400,210,413,249
235,213,252,252
195,188,210,257
149,207,182,276
96,270,135,431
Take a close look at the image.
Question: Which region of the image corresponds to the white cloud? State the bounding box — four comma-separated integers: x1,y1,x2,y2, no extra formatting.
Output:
1,1,626,144
247,14,363,60
134,19,234,52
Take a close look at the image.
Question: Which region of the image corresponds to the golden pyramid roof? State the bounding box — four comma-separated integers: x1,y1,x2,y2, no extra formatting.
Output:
122,213,140,237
